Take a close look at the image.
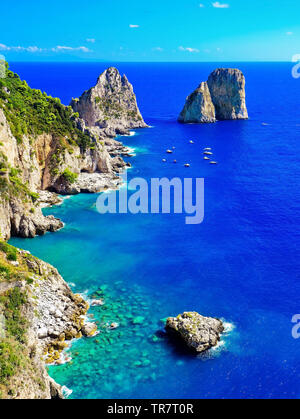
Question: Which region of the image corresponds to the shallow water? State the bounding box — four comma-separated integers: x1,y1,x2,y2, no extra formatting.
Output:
9,62,300,399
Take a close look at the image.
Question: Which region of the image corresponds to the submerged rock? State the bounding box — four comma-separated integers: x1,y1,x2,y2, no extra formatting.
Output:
178,82,216,123
166,311,224,353
207,68,248,120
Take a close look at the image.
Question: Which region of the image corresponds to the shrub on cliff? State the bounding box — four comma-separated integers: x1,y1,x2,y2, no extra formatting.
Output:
62,168,78,184
0,63,92,150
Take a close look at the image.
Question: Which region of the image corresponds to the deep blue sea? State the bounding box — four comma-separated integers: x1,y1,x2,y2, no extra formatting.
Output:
9,62,300,399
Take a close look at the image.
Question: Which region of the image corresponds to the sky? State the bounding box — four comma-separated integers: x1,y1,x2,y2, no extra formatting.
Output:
0,0,299,62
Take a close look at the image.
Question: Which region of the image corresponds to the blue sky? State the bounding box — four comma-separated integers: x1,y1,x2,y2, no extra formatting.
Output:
0,0,299,62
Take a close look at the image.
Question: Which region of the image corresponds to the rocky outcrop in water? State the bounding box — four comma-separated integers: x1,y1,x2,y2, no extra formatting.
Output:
178,82,216,123
71,67,148,137
179,68,248,123
207,68,248,120
166,312,224,353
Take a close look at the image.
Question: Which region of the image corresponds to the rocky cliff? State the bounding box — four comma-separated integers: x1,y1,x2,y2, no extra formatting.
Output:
0,63,144,240
207,68,248,120
0,243,95,399
179,68,248,123
71,67,148,137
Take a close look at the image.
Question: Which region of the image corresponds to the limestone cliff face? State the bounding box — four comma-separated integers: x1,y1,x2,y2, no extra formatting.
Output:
178,68,248,123
178,82,216,123
207,68,248,120
0,248,91,399
0,66,140,239
71,67,148,137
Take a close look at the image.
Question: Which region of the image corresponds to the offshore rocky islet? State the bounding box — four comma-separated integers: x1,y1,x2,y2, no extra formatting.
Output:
178,68,248,124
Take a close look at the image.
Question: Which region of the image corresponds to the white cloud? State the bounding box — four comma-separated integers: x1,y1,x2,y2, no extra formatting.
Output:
129,24,140,28
0,44,42,52
179,46,199,53
0,44,10,51
212,2,229,8
52,45,91,53
86,38,96,43
199,3,205,7
286,32,293,36
153,47,163,52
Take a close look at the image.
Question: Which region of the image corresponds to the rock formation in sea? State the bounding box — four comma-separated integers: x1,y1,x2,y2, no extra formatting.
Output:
207,68,248,120
71,67,148,137
0,63,145,398
179,68,248,123
166,312,224,353
178,82,216,123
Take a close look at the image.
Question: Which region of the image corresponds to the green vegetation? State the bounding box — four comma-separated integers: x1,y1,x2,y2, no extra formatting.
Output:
0,244,39,395
0,242,17,262
0,340,22,385
0,62,92,150
62,168,78,184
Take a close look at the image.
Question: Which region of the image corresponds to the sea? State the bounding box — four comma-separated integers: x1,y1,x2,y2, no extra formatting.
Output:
9,61,300,399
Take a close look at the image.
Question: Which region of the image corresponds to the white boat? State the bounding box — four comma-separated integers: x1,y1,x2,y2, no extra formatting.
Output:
184,164,190,167
210,161,218,165
203,151,213,155
203,156,210,160
166,150,173,154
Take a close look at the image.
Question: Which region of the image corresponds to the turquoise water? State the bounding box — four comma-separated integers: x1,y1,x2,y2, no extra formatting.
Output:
10,62,300,399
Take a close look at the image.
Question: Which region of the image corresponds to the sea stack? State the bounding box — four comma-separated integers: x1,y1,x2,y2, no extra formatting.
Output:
207,68,248,120
166,312,224,353
71,67,148,136
178,68,248,123
178,82,216,123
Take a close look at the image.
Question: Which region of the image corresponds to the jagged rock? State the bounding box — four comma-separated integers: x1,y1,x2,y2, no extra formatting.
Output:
178,82,216,123
71,67,148,137
166,312,224,353
82,322,97,337
207,68,248,120
37,191,63,208
178,68,248,124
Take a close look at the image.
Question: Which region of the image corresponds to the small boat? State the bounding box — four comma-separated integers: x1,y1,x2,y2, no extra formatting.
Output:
190,140,194,144
173,160,177,164
210,161,218,165
184,164,190,167
204,147,212,151
203,156,210,160
166,150,173,154
172,146,176,149
203,151,213,155
162,159,167,162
